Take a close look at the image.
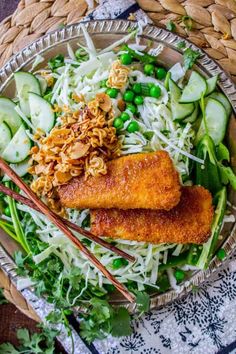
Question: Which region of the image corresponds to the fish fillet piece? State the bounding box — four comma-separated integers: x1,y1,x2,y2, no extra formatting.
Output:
58,151,181,210
90,186,214,244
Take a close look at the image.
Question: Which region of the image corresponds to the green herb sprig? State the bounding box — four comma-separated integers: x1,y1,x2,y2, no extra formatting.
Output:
0,326,59,354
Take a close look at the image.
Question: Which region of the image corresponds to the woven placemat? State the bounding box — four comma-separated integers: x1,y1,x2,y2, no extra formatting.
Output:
0,0,236,321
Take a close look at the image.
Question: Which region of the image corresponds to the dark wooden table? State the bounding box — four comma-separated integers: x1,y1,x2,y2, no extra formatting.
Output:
0,0,19,22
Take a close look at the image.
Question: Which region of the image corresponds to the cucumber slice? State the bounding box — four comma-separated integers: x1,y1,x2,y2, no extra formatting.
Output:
2,159,29,181
183,103,199,123
169,78,194,120
0,97,22,134
14,72,41,116
179,71,207,103
209,92,232,117
2,125,31,163
0,122,12,153
36,75,47,95
205,75,218,96
196,98,228,145
29,93,55,133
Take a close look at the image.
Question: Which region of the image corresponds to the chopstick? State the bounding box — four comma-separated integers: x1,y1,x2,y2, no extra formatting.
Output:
0,183,135,263
0,158,135,303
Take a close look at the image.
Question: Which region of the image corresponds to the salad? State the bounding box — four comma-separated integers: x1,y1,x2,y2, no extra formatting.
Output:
0,24,236,343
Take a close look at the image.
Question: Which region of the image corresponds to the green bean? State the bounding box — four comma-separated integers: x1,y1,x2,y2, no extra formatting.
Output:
158,251,189,271
121,45,156,64
5,182,30,254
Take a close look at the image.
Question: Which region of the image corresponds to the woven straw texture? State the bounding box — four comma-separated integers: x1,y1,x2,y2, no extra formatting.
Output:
0,0,236,320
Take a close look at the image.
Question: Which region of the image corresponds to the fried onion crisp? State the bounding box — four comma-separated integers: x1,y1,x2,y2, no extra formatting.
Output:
107,60,130,89
29,93,120,211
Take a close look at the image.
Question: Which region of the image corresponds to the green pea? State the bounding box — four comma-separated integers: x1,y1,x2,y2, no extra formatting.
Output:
120,112,130,122
120,53,132,65
100,79,107,88
123,90,134,102
126,103,137,114
112,258,125,269
134,96,144,105
144,64,155,76
106,88,119,98
113,117,124,130
127,121,139,133
156,67,167,80
216,248,226,261
174,269,185,282
132,83,142,94
150,85,161,98
4,206,11,217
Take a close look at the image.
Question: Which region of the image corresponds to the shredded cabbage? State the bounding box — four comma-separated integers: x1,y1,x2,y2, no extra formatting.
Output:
17,202,178,290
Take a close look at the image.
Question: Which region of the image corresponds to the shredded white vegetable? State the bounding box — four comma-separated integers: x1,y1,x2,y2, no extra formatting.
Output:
17,202,178,290
167,268,181,292
169,63,186,82
15,106,36,132
10,28,207,293
30,54,44,71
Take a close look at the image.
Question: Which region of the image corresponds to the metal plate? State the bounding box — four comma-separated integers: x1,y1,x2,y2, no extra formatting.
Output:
0,19,236,313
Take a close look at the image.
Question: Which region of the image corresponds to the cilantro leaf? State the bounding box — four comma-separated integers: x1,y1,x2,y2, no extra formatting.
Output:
17,328,31,344
48,54,64,71
0,343,20,354
136,291,150,314
182,15,193,30
143,131,154,140
0,326,58,354
177,41,186,49
14,250,25,268
111,307,132,337
183,48,200,70
166,20,176,32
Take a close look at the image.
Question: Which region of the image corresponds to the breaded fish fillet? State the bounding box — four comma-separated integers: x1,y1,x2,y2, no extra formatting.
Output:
58,151,181,210
90,186,213,244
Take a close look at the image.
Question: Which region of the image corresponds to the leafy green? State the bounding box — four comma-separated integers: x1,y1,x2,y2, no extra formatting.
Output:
195,133,236,192
48,54,64,71
216,143,230,162
3,182,30,254
0,326,58,354
136,291,150,314
111,307,132,337
75,48,89,63
79,299,132,343
219,165,236,189
195,135,222,194
0,343,19,354
196,187,227,269
166,21,176,32
0,288,8,305
177,41,186,49
143,131,154,140
81,214,90,228
182,15,193,30
183,48,200,70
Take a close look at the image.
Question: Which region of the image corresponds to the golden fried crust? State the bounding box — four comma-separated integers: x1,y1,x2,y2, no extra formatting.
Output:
58,151,181,210
90,186,214,244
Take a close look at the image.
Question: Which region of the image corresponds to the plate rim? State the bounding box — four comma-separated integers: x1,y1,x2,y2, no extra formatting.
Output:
0,19,235,313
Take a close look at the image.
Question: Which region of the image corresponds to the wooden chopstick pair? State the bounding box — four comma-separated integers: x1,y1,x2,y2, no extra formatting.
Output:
0,158,135,303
